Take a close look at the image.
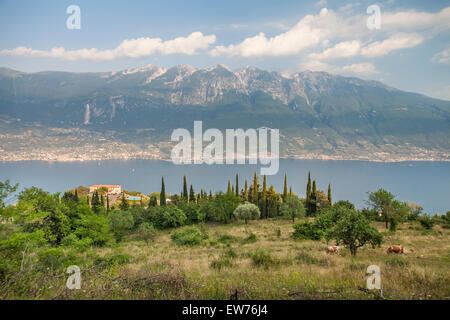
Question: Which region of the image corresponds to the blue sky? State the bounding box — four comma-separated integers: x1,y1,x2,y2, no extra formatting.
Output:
0,0,449,100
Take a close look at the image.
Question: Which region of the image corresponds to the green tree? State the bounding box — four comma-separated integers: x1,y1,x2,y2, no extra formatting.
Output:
366,189,395,229
306,172,311,201
233,202,261,224
328,184,332,205
280,196,305,223
0,179,18,208
326,209,383,256
283,174,288,202
235,174,239,197
183,175,188,201
160,176,166,206
244,179,248,201
108,210,134,242
252,173,258,205
227,180,232,194
189,184,196,203
119,193,129,211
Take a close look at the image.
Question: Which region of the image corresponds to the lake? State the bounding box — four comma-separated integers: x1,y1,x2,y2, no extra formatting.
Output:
1,159,449,214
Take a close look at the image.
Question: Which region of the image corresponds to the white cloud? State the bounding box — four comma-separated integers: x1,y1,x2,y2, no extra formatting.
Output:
309,40,361,60
0,32,216,61
360,33,424,57
210,8,347,57
381,7,450,31
341,62,378,75
302,60,379,75
315,0,327,7
431,48,450,64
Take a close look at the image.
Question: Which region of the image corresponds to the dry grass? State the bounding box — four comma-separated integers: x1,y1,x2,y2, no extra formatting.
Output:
2,220,449,300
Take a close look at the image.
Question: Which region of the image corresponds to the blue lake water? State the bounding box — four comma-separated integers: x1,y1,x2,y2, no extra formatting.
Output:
0,159,449,214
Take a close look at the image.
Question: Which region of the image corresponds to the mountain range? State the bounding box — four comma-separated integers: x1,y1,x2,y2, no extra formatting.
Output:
0,64,449,162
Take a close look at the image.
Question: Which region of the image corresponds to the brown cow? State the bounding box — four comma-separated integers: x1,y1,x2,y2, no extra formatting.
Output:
387,245,404,254
326,246,340,254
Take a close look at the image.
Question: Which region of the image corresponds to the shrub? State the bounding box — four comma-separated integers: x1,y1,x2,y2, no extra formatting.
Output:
75,214,112,246
210,256,233,270
279,196,305,222
292,221,323,240
419,215,435,230
138,222,157,243
241,231,258,244
233,202,260,224
37,247,65,270
149,205,187,229
250,249,276,268
61,233,78,247
108,210,134,242
171,227,204,246
217,234,238,244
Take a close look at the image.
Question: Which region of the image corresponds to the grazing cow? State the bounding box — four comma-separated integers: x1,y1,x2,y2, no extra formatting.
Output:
387,245,404,254
326,246,340,254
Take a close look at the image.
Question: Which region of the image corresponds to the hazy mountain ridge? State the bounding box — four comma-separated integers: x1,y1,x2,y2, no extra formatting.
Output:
0,65,449,161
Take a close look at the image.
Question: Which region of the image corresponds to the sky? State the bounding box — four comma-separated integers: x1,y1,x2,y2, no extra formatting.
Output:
0,0,449,100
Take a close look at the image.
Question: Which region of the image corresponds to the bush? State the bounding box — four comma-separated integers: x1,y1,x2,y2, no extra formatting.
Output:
138,222,157,243
217,234,238,244
241,231,258,244
419,215,435,230
149,205,187,229
37,247,65,270
171,227,204,246
292,221,323,240
249,249,276,268
279,196,305,222
75,214,112,246
233,202,260,224
210,256,233,270
108,210,134,242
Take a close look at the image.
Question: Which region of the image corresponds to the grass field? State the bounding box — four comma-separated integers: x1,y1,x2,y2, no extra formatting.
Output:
3,219,448,300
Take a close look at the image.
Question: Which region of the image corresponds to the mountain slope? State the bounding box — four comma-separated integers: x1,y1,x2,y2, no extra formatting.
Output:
0,65,449,161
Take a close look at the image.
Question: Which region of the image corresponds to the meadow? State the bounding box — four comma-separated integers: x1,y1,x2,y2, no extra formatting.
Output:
2,219,448,300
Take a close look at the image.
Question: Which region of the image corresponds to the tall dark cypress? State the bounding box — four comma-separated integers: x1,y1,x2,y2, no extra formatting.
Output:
283,174,288,202
306,171,311,201
235,174,239,197
311,180,317,215
244,179,248,201
189,184,195,203
289,186,293,197
328,183,332,205
227,180,231,194
74,189,79,202
183,174,188,200
252,173,258,205
262,175,267,218
106,194,110,211
160,176,166,206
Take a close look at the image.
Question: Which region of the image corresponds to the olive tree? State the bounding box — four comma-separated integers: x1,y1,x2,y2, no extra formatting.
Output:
326,208,383,256
233,202,260,224
280,196,305,223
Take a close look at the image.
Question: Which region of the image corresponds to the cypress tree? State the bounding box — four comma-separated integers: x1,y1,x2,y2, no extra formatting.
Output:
209,189,213,200
232,185,235,195
306,171,311,201
160,176,166,206
244,179,248,201
328,183,332,205
283,174,288,201
74,189,79,202
87,195,90,206
189,184,195,203
119,193,129,211
311,180,317,215
235,174,239,197
262,175,267,218
100,194,104,207
183,175,188,200
227,180,231,194
289,186,293,197
106,195,110,211
252,173,258,205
